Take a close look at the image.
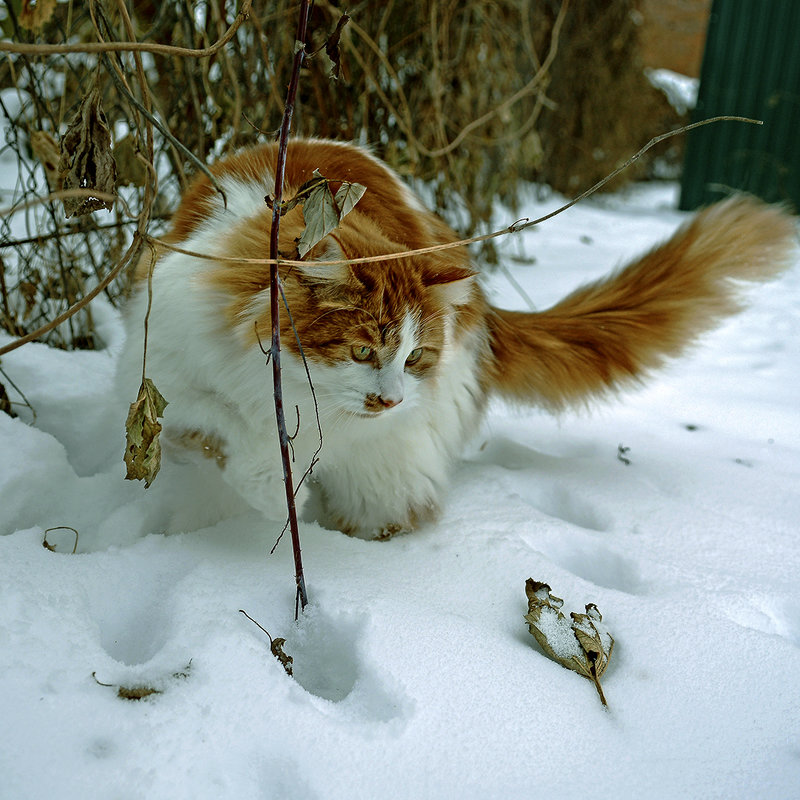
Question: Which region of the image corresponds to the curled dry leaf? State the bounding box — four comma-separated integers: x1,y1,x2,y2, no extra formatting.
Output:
334,179,367,219
270,637,294,677
58,86,116,217
296,169,366,258
124,378,168,488
524,579,614,707
324,13,350,80
239,609,294,677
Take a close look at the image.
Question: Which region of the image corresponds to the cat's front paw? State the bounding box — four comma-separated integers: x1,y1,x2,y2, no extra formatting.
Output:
373,523,411,541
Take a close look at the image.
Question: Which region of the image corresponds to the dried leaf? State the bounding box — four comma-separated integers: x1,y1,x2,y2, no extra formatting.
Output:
334,180,367,220
93,663,190,701
239,610,294,676
59,86,116,217
296,170,340,258
296,170,367,258
524,579,614,707
271,637,294,677
117,685,161,701
124,378,168,488
19,0,57,31
325,13,350,80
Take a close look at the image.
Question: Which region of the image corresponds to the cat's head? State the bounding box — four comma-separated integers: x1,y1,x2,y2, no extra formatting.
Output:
280,219,477,419
211,194,477,419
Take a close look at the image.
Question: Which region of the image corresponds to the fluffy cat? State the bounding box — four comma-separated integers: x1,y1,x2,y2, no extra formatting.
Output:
119,138,797,536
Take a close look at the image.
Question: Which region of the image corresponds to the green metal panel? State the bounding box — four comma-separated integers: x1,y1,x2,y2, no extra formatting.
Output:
679,0,800,211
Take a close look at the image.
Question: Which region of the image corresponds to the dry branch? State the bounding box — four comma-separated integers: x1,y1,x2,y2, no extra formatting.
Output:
267,0,313,616
0,0,253,57
141,117,762,277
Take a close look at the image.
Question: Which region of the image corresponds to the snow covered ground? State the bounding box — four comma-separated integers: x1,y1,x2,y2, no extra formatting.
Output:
1,183,799,799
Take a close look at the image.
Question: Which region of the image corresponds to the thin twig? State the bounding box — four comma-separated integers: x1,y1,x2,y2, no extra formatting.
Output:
43,526,80,554
149,116,764,271
0,362,36,420
268,0,313,616
0,216,166,250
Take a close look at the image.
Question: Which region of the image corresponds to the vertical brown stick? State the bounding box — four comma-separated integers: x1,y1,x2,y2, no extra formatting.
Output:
269,0,313,615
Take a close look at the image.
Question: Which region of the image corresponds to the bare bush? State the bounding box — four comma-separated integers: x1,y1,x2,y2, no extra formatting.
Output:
0,0,673,352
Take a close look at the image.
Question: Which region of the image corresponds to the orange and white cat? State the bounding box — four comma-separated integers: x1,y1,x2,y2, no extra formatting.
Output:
120,139,797,536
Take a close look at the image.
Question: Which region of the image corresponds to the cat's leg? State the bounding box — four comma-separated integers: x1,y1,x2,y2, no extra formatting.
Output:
216,419,315,522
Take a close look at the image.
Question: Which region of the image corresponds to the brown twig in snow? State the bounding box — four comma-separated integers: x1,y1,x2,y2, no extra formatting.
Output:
268,0,313,616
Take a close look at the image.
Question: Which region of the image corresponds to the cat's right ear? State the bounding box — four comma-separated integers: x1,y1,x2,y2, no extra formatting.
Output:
293,236,350,285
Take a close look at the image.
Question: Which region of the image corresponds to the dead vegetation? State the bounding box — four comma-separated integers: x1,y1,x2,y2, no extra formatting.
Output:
0,0,680,354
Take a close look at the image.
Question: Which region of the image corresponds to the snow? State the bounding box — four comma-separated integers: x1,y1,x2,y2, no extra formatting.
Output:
645,68,699,115
2,183,799,799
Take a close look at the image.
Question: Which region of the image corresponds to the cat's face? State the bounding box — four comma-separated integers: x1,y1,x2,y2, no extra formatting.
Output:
288,246,472,420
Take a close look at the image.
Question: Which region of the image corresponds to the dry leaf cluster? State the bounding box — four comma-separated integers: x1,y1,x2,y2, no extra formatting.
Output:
267,169,366,258
124,378,168,487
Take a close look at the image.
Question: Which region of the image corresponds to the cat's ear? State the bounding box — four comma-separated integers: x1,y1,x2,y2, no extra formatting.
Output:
294,236,350,285
424,264,476,306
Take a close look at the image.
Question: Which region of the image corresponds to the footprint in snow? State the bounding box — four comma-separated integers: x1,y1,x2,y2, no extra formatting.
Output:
722,595,800,649
547,541,647,595
524,485,612,533
85,556,194,667
284,607,409,724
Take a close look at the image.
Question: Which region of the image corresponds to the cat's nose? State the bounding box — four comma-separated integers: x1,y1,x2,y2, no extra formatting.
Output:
364,392,403,413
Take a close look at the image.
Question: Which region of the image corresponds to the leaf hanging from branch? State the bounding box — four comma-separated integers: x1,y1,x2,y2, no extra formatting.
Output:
295,170,366,258
524,579,614,707
58,86,117,217
324,13,350,80
124,378,168,488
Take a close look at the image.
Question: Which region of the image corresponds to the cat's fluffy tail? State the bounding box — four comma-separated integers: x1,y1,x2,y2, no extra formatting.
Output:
484,195,797,410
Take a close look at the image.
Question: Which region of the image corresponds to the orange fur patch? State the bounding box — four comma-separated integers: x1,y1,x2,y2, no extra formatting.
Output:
485,195,797,410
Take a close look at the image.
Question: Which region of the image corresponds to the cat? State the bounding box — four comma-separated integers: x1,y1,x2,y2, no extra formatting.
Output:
119,138,797,537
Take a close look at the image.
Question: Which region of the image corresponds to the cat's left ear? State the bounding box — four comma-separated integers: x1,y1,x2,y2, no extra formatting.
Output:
424,264,476,306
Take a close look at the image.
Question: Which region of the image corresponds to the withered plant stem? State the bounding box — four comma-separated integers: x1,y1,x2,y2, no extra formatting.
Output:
269,0,312,616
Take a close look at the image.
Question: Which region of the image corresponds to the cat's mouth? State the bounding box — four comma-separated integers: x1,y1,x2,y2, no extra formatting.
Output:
352,403,404,419
353,408,389,419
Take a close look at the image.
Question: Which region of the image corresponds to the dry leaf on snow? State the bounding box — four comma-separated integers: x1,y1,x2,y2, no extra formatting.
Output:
524,579,614,707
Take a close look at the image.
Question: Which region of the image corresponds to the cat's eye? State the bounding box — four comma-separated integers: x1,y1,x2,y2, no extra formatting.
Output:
351,345,374,362
405,347,424,365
